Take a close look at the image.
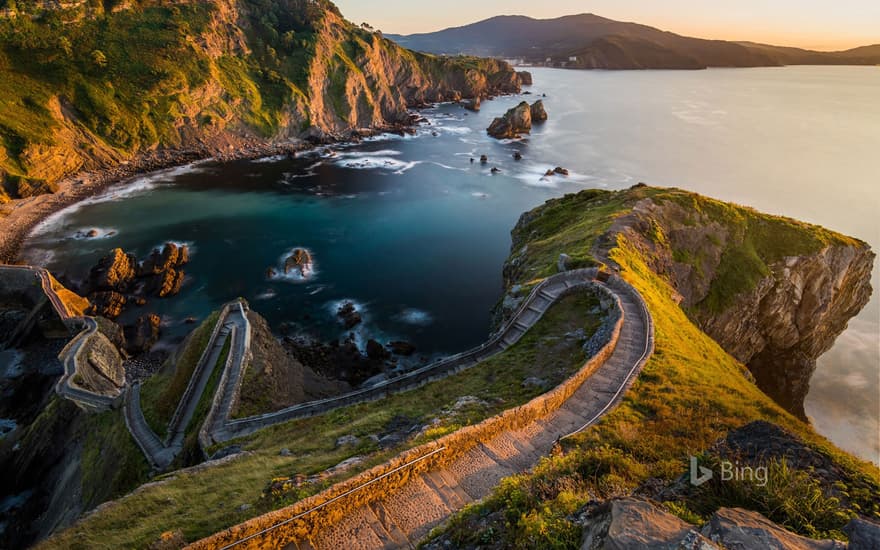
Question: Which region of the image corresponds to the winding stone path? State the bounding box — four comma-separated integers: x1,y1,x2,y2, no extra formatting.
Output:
190,271,653,550
124,302,249,469
299,276,652,550
1,265,120,411
203,269,614,446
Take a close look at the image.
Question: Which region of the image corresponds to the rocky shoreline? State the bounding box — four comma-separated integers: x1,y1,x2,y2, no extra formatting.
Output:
0,123,420,265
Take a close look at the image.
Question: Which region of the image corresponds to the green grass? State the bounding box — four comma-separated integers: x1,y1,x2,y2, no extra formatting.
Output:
41,290,607,548
139,311,219,439
172,336,232,467
79,406,152,508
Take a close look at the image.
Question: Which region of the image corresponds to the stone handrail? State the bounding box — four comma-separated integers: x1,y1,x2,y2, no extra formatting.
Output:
123,300,249,468
205,268,602,444
199,303,252,452
166,302,242,443
54,317,121,412
190,271,653,549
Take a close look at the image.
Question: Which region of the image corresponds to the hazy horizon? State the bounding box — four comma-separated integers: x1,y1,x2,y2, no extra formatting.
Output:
334,0,880,51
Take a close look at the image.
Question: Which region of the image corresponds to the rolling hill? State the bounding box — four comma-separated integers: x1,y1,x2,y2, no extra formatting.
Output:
389,13,880,69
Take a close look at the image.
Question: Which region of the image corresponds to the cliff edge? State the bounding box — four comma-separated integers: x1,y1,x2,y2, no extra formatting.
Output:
0,0,521,202
503,185,874,420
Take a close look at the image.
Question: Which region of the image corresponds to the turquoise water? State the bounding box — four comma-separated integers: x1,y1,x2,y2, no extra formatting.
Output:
22,66,879,462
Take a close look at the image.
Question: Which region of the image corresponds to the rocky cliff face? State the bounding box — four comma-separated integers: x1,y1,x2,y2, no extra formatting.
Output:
595,192,874,419
501,186,874,421
0,0,522,201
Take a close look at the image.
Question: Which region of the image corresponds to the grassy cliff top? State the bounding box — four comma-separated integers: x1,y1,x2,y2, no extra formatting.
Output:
0,0,518,202
428,185,878,547
506,185,866,311
40,290,607,547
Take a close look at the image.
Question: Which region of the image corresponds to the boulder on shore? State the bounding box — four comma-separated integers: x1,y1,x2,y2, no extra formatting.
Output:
487,101,532,139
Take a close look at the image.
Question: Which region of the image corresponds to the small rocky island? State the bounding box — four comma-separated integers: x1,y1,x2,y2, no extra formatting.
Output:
487,100,548,139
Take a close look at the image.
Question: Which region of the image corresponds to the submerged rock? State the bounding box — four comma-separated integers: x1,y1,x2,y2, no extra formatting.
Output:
366,339,391,361
388,341,416,356
337,302,362,329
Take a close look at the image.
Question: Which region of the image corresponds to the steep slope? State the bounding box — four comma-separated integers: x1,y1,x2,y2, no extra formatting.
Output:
425,185,878,548
0,0,521,202
389,13,880,69
501,186,874,420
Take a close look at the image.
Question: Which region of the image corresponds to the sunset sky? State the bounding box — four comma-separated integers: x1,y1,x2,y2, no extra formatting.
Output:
334,0,880,51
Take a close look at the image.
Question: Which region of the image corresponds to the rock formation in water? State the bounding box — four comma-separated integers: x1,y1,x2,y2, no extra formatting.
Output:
86,242,189,316
530,99,548,122
503,186,874,420
0,0,521,202
487,100,547,138
284,248,313,277
487,101,532,138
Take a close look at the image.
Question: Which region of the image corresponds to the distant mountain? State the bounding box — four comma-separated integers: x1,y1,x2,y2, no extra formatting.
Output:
388,14,880,69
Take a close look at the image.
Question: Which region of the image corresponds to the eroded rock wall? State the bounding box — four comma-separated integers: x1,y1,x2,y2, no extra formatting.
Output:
599,196,874,419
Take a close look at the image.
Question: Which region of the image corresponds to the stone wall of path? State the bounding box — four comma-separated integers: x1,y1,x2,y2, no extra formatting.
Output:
190,273,655,550
0,265,121,412
207,268,609,445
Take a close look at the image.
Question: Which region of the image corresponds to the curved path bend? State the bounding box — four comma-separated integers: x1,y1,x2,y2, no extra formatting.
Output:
1,264,120,411
124,302,249,469
203,268,613,446
191,271,654,550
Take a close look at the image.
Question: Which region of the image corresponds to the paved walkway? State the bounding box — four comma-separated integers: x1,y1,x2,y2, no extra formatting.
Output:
190,273,653,549
204,269,609,445
124,302,249,469
299,276,652,550
1,265,120,411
